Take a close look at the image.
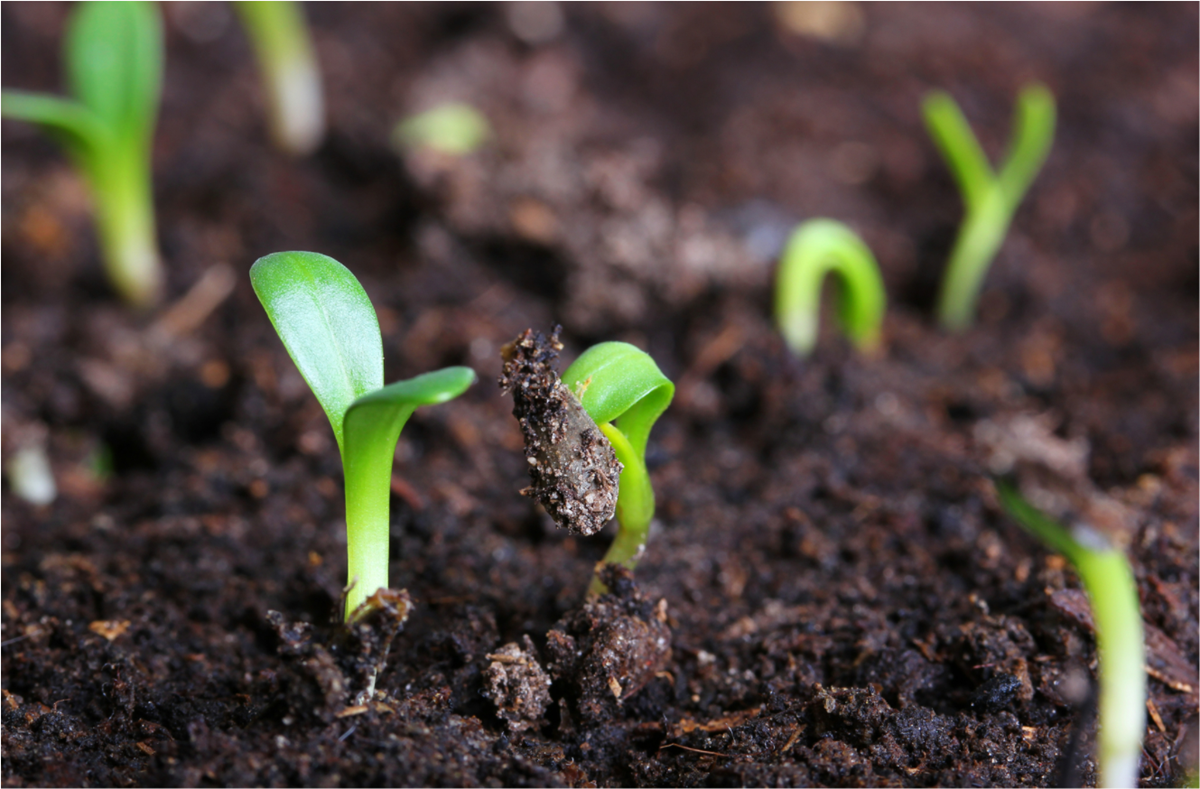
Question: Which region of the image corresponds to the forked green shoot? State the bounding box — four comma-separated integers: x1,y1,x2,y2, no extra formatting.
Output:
233,1,325,156
997,480,1145,789
251,251,475,620
923,85,1056,331
774,219,886,357
2,1,163,308
561,343,673,596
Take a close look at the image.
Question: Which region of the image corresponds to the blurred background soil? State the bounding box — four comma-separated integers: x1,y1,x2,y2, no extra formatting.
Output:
2,3,1197,786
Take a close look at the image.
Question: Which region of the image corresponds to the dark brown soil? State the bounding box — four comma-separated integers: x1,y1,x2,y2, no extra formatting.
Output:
3,4,1197,787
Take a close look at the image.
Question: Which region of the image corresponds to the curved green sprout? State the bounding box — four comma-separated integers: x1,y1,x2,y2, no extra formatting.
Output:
233,1,325,156
997,480,1144,789
392,102,491,157
924,85,1056,331
2,1,163,308
774,219,886,357
251,251,476,619
561,343,673,596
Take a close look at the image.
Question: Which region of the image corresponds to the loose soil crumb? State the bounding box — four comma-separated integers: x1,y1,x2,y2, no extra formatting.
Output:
500,326,622,536
483,635,553,732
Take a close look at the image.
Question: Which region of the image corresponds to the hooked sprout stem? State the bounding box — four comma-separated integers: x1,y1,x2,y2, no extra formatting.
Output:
774,219,886,357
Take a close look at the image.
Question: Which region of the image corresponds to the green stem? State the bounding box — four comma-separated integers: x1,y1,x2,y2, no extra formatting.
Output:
935,188,1009,332
587,422,653,597
90,146,161,308
997,482,1145,789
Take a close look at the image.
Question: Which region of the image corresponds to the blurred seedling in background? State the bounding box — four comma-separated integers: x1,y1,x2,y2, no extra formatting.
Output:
923,85,1056,331
774,219,886,357
393,102,491,157
501,328,673,597
2,1,164,308
233,1,325,156
251,252,476,621
997,479,1145,789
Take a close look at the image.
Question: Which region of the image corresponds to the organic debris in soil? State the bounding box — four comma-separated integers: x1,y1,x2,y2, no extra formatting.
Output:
499,325,622,536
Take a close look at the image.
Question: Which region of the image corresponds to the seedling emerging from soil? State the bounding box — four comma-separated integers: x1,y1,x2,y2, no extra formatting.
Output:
774,219,886,356
251,251,476,620
923,85,1056,331
233,1,325,156
2,1,163,308
393,103,491,156
501,328,673,597
997,479,1145,789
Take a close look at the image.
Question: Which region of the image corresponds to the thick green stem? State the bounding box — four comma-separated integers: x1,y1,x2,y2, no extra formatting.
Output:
89,148,161,308
341,437,398,619
588,422,653,597
935,188,1009,332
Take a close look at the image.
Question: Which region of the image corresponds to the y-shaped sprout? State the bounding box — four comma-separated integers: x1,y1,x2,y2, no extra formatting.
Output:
997,480,1144,789
774,218,886,356
562,343,673,596
923,85,1056,331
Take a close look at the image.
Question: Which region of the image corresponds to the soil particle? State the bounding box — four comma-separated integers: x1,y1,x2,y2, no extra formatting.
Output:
483,635,553,732
499,326,622,536
545,565,671,725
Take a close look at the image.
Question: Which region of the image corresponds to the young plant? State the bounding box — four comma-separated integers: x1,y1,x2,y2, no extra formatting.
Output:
923,84,1056,331
501,329,673,597
2,1,164,308
392,102,491,157
251,251,476,619
774,218,886,356
233,1,325,156
997,479,1145,789
562,342,674,595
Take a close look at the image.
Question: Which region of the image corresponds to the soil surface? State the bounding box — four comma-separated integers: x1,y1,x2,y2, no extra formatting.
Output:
3,4,1197,787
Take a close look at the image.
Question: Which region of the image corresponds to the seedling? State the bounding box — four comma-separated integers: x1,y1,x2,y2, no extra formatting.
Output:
251,251,476,619
2,1,163,308
392,102,491,157
923,85,1056,331
500,328,673,597
233,1,325,156
997,479,1145,789
774,218,886,356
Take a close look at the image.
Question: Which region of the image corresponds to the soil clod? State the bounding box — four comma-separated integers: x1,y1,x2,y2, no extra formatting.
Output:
545,565,671,725
483,635,553,732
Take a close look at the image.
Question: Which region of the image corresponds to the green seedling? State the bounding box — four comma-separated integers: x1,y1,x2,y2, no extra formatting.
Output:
233,1,325,156
997,480,1145,789
251,251,475,619
923,85,1056,331
562,343,673,596
392,102,491,157
774,218,886,356
2,1,163,308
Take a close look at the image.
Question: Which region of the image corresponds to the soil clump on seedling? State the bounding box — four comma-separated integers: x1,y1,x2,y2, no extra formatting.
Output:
500,325,622,537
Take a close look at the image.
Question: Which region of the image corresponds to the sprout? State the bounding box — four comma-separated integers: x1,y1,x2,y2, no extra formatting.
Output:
500,328,672,597
233,1,325,156
251,251,476,620
774,218,886,356
2,1,163,308
996,479,1145,789
923,85,1056,331
392,102,491,157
